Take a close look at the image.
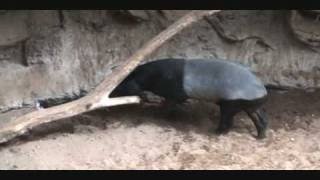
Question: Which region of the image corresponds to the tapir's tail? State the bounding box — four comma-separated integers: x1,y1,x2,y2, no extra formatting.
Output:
265,85,290,92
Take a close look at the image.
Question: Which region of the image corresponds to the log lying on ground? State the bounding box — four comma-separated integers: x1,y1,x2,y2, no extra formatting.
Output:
0,10,221,144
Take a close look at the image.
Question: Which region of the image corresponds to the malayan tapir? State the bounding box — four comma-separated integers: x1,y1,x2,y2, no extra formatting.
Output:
109,58,268,139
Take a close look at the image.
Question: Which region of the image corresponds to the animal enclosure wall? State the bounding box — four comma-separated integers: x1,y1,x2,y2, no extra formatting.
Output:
0,10,320,113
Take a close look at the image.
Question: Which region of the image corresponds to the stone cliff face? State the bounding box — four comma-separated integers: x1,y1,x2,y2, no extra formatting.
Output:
0,10,320,112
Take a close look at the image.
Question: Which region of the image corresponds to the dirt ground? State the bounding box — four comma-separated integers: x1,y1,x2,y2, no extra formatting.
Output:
0,89,320,170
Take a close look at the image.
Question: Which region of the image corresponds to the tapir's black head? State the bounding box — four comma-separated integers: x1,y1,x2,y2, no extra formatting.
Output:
109,76,142,98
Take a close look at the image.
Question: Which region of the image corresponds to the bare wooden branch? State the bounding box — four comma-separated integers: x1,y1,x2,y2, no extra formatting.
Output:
0,10,221,144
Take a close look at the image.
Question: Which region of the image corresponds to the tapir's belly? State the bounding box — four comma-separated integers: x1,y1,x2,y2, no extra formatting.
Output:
182,60,267,101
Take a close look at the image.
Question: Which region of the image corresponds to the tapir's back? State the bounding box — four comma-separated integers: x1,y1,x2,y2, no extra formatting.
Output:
183,59,267,101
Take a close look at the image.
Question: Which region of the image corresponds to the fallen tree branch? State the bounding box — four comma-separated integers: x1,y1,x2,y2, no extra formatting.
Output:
0,10,221,144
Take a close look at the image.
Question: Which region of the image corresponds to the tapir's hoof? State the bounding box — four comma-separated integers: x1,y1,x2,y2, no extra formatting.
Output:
256,133,266,139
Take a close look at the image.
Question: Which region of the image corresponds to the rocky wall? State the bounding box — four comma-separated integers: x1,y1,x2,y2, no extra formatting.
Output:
0,10,319,112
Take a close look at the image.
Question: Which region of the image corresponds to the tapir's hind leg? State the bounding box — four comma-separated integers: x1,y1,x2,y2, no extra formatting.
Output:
215,101,242,134
256,109,268,128
245,109,268,139
242,97,268,139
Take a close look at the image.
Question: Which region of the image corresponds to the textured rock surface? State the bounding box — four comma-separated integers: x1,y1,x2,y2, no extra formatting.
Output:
0,11,29,47
0,10,320,112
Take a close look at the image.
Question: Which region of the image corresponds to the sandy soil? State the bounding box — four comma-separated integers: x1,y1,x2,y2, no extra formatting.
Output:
0,90,320,170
